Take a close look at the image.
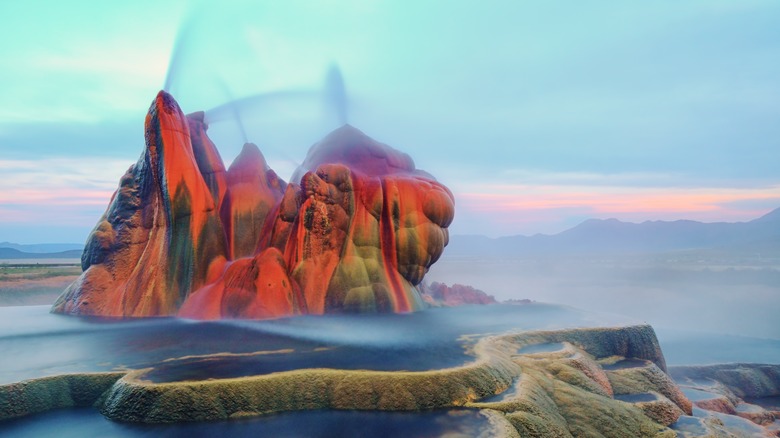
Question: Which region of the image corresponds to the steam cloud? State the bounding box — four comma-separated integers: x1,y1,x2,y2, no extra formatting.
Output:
324,63,348,126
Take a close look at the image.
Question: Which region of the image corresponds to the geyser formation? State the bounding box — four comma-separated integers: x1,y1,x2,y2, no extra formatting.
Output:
51,91,454,319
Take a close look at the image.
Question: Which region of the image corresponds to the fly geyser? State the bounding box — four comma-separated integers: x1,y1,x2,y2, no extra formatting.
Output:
52,91,455,319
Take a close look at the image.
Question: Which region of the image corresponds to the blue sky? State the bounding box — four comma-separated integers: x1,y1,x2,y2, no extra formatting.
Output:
1,0,779,243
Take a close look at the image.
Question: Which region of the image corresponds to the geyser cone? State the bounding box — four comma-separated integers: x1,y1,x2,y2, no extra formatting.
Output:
292,124,415,182
53,91,228,317
278,125,454,314
53,92,454,320
221,143,286,259
186,110,228,207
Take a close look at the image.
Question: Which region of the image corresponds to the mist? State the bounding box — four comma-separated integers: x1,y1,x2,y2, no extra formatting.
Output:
0,304,635,385
428,254,778,337
324,63,348,127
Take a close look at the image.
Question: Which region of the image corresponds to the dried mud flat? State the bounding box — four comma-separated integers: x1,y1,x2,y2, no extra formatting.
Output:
0,264,80,306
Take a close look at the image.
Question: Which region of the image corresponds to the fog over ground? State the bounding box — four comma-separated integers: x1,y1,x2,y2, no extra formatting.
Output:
428,254,780,341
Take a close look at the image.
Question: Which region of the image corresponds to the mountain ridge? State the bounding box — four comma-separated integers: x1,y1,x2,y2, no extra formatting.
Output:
3,208,777,259
0,248,82,260
0,242,83,254
447,206,780,256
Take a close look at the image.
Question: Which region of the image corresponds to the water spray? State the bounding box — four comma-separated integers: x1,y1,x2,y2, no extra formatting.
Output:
324,63,348,126
163,6,199,94
216,80,249,144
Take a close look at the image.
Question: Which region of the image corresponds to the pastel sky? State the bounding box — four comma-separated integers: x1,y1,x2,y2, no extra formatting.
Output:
1,0,779,243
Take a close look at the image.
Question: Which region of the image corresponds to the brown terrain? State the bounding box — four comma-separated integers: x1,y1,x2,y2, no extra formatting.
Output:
0,265,81,306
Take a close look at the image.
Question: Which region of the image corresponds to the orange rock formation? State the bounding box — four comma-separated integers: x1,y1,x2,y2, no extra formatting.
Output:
52,91,454,319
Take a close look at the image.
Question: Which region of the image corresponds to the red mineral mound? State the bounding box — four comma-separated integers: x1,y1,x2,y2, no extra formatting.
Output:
220,143,286,259
420,282,497,307
52,91,454,319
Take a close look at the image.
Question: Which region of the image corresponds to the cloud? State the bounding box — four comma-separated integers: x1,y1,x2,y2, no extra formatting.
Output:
0,158,131,189
0,158,128,230
460,187,780,214
0,1,182,124
1,0,779,242
450,175,780,236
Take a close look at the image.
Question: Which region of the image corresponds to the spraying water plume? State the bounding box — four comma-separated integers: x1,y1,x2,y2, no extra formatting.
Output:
203,89,315,169
163,5,199,94
216,80,249,144
324,63,348,126
204,89,318,123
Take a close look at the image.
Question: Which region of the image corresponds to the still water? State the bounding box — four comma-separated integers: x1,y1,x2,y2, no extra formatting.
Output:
2,408,497,438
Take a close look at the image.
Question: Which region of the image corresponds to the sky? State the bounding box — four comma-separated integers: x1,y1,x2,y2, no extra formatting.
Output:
0,0,778,243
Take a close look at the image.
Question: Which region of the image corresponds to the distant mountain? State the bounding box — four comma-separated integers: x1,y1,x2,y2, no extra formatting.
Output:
0,248,83,260
2,208,778,259
751,206,780,223
0,242,83,254
446,207,780,256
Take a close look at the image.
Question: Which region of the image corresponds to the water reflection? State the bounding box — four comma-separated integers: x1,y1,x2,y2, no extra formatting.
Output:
1,407,497,438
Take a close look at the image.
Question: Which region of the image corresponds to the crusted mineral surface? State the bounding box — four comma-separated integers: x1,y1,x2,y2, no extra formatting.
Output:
96,324,677,433
4,322,777,436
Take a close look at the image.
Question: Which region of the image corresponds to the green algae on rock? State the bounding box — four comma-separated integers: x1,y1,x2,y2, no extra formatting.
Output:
0,372,125,421
5,320,775,437
95,323,683,438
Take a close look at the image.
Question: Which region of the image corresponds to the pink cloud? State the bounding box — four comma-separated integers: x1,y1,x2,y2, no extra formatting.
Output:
0,188,114,206
453,184,780,236
461,186,779,213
